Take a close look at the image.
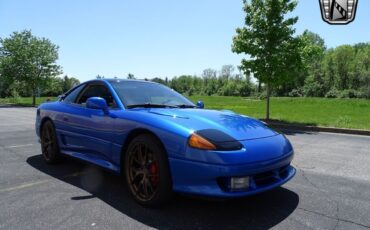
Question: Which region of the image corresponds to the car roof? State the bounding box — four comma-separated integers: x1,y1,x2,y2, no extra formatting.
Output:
84,78,159,85
106,78,156,83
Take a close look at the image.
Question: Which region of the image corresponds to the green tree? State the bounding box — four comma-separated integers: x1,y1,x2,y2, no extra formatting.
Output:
127,73,135,79
170,75,194,94
42,77,63,96
202,68,218,96
151,77,167,85
62,75,80,92
219,65,235,82
354,44,370,97
0,30,62,106
332,45,356,90
298,30,326,88
232,0,301,120
322,49,336,92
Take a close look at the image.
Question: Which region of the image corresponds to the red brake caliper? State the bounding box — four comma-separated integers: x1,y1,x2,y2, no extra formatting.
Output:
149,161,159,187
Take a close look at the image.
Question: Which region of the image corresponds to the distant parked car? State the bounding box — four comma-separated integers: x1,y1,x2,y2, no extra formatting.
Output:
35,79,295,206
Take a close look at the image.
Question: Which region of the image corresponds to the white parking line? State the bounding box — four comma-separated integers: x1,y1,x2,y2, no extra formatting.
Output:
0,172,84,193
0,179,50,193
6,143,35,148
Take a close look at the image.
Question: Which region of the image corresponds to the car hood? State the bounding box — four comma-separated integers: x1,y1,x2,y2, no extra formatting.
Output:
129,108,279,141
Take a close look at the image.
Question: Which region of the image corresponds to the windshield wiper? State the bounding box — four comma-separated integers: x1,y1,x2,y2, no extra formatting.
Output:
174,104,196,108
126,103,178,109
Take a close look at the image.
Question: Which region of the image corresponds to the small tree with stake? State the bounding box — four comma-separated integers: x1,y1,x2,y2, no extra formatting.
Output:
232,0,302,120
0,30,61,106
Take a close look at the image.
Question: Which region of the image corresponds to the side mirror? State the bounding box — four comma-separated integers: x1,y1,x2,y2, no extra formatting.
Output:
86,97,109,114
196,100,204,109
57,94,66,101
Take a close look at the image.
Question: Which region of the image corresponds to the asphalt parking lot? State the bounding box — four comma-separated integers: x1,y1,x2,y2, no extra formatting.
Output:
0,106,369,230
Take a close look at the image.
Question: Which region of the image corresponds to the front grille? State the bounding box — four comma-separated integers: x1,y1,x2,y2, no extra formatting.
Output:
253,165,290,187
253,171,276,187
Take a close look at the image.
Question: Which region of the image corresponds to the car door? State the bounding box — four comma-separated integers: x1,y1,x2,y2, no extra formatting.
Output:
59,82,118,162
54,83,86,151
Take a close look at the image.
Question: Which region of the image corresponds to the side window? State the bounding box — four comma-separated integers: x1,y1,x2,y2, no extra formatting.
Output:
63,84,86,103
76,84,117,108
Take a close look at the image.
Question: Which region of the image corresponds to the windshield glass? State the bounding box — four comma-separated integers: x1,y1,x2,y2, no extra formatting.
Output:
109,80,195,108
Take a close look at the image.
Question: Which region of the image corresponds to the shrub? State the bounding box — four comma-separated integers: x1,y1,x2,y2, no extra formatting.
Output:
325,88,340,98
303,81,325,97
288,88,304,97
339,89,358,98
355,89,369,99
218,81,254,97
9,89,21,104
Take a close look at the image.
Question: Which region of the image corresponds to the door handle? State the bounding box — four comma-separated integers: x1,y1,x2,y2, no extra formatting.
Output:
63,116,69,122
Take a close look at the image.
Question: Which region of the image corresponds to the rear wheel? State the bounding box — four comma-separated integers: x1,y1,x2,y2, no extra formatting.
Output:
41,120,61,164
124,134,172,206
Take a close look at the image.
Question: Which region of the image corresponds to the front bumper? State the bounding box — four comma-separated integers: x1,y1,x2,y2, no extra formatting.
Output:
169,152,295,197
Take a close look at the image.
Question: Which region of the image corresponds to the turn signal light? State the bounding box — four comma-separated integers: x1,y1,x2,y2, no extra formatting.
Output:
188,133,216,150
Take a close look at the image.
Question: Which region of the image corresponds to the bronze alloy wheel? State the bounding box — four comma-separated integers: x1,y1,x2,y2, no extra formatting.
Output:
41,121,60,164
125,134,172,206
127,143,160,202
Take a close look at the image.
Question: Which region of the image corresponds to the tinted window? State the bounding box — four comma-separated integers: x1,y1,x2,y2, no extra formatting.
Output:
63,84,85,103
77,84,116,108
109,80,194,108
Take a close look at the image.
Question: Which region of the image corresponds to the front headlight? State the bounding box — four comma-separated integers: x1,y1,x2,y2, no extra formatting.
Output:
188,129,243,151
188,133,216,150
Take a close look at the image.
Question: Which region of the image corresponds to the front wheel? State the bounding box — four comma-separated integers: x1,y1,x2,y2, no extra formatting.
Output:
40,120,61,164
124,134,173,206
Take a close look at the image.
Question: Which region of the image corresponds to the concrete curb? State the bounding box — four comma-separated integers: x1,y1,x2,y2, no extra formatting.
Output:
265,121,370,136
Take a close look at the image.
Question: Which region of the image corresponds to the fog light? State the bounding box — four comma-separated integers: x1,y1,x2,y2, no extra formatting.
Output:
230,176,250,190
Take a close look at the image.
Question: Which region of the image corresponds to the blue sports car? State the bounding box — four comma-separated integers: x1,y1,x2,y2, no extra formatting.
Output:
35,79,295,206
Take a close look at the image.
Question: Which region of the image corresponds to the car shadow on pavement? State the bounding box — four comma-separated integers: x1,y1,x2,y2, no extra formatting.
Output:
27,154,299,230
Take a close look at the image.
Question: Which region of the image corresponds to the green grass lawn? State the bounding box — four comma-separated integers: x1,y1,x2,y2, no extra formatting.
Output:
189,96,370,130
1,96,369,130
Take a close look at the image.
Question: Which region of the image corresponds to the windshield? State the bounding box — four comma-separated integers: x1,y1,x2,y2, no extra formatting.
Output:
109,80,195,108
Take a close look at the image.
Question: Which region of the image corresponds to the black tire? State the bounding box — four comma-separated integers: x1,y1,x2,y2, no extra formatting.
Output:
40,120,61,164
124,134,173,207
